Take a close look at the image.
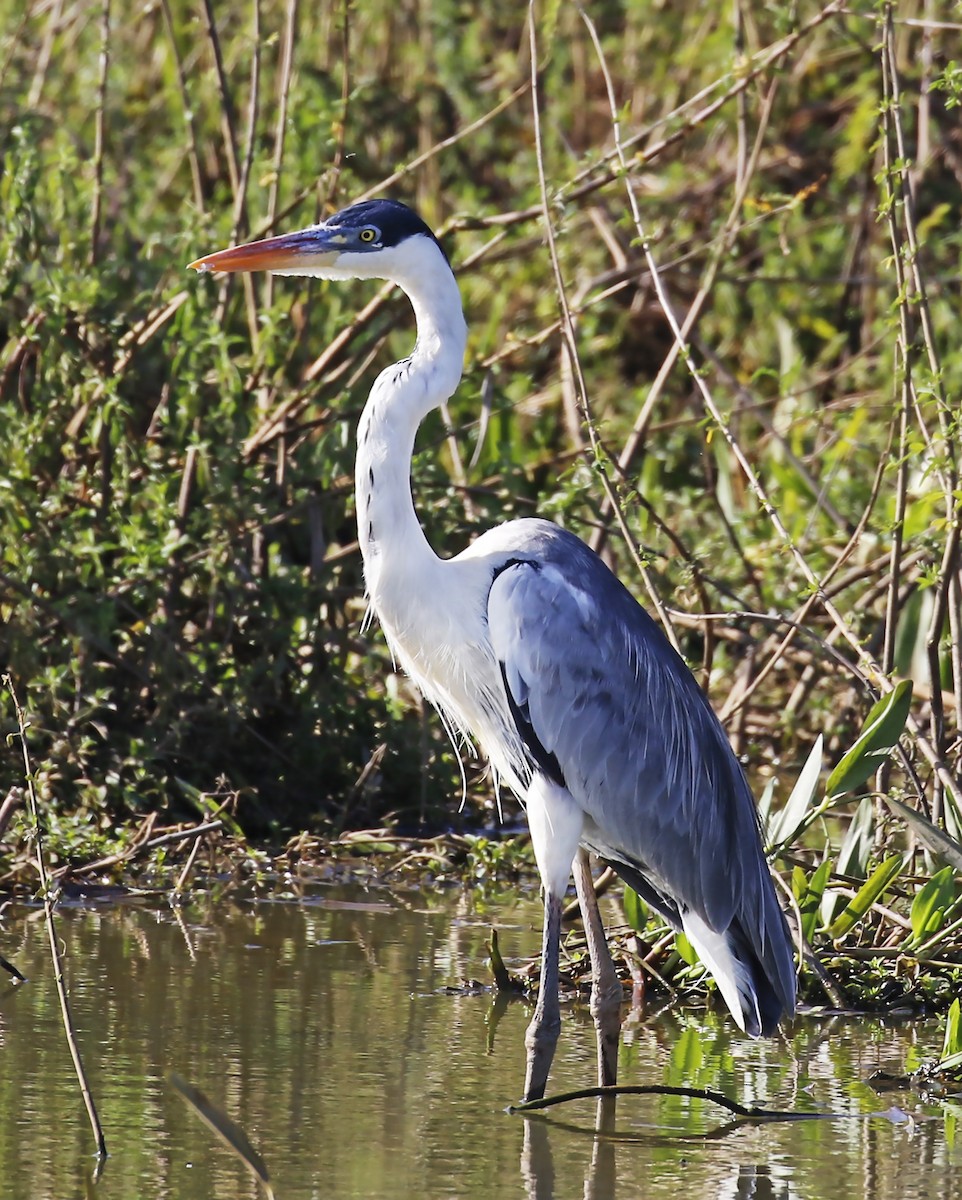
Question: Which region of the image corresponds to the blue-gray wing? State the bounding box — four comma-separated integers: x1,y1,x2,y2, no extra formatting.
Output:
487,525,781,944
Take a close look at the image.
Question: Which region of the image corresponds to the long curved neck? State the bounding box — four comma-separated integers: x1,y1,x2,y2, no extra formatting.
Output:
354,246,467,619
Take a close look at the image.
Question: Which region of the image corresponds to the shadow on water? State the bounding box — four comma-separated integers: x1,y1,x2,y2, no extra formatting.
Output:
0,884,958,1199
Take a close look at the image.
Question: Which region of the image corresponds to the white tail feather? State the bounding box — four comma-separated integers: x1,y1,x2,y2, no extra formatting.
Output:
681,910,761,1037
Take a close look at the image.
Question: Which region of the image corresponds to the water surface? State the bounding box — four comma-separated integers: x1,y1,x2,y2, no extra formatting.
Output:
0,884,958,1199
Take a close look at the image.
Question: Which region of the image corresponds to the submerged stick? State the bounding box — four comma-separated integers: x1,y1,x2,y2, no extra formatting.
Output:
508,1083,816,1121
0,953,26,983
4,676,107,1157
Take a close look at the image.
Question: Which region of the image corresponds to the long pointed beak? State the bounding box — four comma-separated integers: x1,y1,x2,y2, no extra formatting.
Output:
187,227,341,274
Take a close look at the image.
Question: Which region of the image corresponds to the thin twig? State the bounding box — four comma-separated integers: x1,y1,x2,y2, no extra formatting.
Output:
324,0,351,208
263,0,298,312
232,0,261,245
89,0,110,267
266,80,531,238
4,676,107,1158
55,819,224,881
528,3,682,651
228,0,261,351
590,3,962,813
880,4,961,805
26,0,65,109
173,830,207,896
199,0,241,200
720,416,896,723
159,0,206,214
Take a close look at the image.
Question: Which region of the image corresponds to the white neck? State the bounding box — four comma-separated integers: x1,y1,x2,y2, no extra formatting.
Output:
354,238,468,625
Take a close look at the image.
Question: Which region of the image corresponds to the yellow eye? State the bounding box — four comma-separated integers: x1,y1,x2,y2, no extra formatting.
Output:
359,227,378,243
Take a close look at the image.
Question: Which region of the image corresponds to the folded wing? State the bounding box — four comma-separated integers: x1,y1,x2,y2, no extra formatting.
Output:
486,524,795,1034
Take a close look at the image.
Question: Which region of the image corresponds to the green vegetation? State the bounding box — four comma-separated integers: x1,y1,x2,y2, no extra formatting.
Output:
1,2,960,1004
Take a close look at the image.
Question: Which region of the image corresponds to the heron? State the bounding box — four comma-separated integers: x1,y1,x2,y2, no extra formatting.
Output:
189,198,796,1102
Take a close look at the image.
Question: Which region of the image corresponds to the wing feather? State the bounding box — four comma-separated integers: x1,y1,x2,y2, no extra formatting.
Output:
486,526,792,1020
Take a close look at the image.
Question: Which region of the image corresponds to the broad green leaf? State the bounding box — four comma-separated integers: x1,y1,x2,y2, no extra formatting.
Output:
827,854,903,940
941,998,962,1064
623,885,647,933
767,735,824,849
909,866,957,942
884,795,962,872
794,858,832,942
675,931,698,967
826,680,913,800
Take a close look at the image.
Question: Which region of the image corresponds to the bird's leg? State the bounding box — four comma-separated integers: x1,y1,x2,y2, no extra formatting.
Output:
573,848,623,1088
523,890,563,1102
520,1117,555,1200
584,1094,618,1200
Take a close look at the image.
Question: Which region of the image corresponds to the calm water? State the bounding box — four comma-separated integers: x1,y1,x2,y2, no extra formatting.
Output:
0,883,958,1199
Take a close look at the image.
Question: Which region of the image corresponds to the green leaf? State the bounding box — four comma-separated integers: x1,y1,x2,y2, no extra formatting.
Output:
794,858,832,942
909,865,956,943
623,885,647,933
827,854,903,940
826,681,913,800
941,998,962,1064
767,735,824,849
675,931,698,967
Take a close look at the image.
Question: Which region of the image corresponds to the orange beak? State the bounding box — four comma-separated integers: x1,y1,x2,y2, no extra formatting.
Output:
187,227,343,274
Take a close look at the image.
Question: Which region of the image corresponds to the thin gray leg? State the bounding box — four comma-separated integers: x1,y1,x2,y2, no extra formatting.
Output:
520,1117,554,1200
523,891,563,1102
573,848,623,1088
585,1095,618,1200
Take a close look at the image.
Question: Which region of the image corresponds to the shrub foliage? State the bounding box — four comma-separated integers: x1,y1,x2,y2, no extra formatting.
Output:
1,0,961,860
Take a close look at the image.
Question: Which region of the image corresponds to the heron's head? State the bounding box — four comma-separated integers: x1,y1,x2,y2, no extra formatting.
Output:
188,198,449,283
